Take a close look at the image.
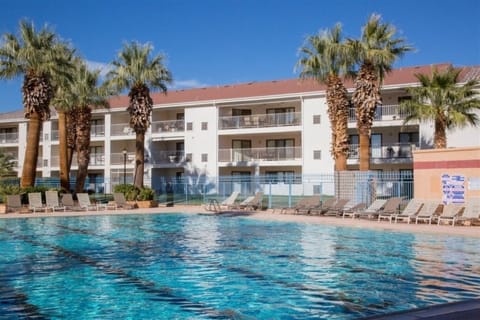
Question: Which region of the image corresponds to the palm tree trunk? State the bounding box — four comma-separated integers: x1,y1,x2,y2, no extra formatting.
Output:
434,118,447,148
66,110,77,171
134,132,145,188
57,111,70,191
75,107,91,193
21,112,42,187
359,133,370,171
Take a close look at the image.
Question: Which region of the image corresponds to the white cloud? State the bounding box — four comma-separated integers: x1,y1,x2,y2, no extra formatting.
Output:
171,79,209,89
85,60,113,77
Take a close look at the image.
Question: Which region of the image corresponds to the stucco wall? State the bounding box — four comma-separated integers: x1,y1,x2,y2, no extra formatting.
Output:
413,147,480,202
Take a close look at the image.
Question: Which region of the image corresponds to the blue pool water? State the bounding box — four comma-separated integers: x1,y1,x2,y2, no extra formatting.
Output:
1,213,479,319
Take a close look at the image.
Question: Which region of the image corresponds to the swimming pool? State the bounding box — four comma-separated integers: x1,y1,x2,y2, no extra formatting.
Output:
1,213,479,319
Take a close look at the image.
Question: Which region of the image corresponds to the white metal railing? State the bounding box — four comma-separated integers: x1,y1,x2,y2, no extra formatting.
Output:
348,104,411,122
219,112,301,130
91,124,105,137
348,142,419,159
0,132,19,143
111,123,135,136
151,120,185,133
218,146,302,162
111,152,136,165
50,155,78,167
150,151,185,164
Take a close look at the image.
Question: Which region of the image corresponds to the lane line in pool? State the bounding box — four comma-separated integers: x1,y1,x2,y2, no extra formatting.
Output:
0,226,243,319
0,279,48,319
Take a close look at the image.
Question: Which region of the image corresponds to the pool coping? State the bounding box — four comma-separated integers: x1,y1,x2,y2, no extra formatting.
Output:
362,299,480,319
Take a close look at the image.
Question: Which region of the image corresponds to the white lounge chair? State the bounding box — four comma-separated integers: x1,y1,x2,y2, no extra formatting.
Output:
46,191,66,212
437,203,464,226
77,193,101,211
28,192,46,213
113,193,135,209
351,199,387,219
205,191,240,212
393,199,424,224
457,198,480,226
6,194,23,213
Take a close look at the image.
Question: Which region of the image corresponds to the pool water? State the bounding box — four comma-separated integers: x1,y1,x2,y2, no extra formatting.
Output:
1,213,479,319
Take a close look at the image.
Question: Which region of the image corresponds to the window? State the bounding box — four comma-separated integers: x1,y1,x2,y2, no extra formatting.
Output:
90,146,104,165
185,153,192,161
201,122,208,130
266,139,294,160
232,140,251,161
313,150,321,160
313,185,322,194
186,122,193,130
313,114,321,124
266,107,296,125
348,135,359,158
398,96,412,103
201,153,208,162
265,171,300,184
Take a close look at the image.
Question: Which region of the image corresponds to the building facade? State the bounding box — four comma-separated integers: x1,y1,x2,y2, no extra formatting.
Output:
0,63,479,195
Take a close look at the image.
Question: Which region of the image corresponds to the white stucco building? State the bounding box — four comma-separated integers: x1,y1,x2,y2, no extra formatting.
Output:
0,63,479,195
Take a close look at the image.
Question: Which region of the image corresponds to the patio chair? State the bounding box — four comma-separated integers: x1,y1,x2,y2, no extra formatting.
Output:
6,194,23,213
77,193,102,211
393,199,424,224
377,197,404,222
351,199,387,219
319,199,351,216
437,203,464,226
231,192,263,211
456,198,480,226
112,192,135,210
45,191,66,212
28,192,46,213
60,193,83,211
205,191,240,212
278,195,321,214
342,202,367,219
414,201,442,224
297,197,336,215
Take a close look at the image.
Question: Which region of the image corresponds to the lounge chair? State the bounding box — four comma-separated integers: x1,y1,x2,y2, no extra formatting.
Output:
45,191,66,212
393,199,424,224
28,192,46,213
297,197,336,215
6,194,23,213
77,193,102,211
112,193,135,210
205,191,240,212
437,203,464,226
278,195,321,214
351,199,387,219
377,197,404,222
341,202,367,219
319,199,351,216
233,192,264,210
414,201,442,224
457,198,480,226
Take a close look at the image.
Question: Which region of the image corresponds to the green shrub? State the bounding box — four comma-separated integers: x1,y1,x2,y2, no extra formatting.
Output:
138,187,155,201
113,184,139,201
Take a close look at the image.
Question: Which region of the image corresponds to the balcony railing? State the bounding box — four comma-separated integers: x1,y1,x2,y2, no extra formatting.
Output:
50,155,78,167
111,152,135,165
219,146,302,162
151,120,185,133
348,142,418,160
150,151,185,164
51,125,105,141
111,123,135,136
219,112,301,130
0,132,19,143
348,105,410,122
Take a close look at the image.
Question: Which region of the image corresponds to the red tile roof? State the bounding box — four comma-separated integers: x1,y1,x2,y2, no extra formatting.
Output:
109,63,480,109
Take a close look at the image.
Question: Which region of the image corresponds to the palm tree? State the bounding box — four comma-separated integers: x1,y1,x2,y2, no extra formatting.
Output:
350,14,413,170
0,20,74,187
0,150,15,177
105,42,172,188
401,66,480,148
54,60,109,193
296,23,354,171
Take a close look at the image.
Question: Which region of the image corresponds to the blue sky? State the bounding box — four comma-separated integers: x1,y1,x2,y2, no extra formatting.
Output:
0,0,479,112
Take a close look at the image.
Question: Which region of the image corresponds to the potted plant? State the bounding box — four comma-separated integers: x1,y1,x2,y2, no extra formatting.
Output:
136,187,158,208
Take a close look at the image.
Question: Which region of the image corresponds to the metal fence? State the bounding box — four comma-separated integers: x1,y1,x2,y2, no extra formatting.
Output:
0,171,413,209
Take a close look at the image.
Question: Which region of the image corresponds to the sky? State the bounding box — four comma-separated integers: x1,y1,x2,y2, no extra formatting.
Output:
0,0,479,112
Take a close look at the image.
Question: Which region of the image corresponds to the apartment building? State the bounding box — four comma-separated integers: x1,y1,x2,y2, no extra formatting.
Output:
0,63,479,194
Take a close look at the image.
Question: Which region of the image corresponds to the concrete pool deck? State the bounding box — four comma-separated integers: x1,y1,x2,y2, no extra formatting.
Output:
1,204,479,238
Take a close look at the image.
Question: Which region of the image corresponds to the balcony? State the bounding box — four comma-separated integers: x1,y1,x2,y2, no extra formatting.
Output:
219,112,301,130
111,152,135,165
348,105,410,122
111,123,135,136
151,120,185,133
347,142,418,164
51,125,105,141
0,132,18,143
219,146,302,162
150,151,186,165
